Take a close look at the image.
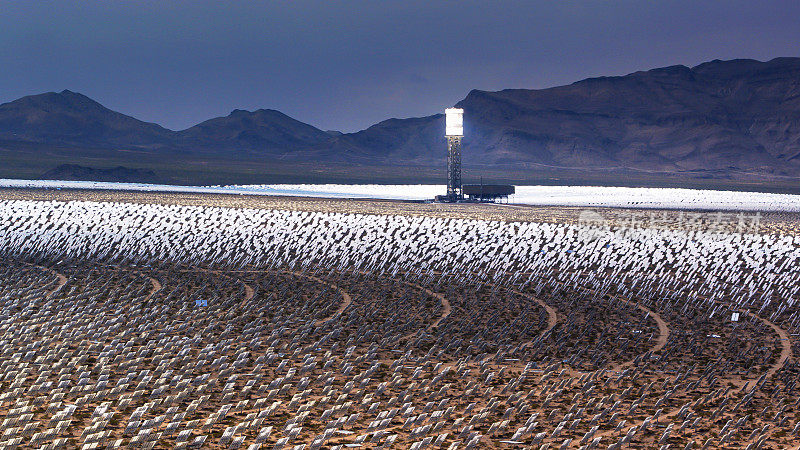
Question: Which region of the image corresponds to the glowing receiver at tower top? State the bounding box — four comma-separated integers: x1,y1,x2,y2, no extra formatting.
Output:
443,108,464,201
445,108,463,136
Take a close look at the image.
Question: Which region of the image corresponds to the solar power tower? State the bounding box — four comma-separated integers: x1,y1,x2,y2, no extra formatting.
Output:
445,108,464,201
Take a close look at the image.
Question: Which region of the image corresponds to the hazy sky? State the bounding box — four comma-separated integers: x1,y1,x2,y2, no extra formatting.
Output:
2,1,799,132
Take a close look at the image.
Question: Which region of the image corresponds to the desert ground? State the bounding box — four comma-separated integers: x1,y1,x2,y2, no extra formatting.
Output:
0,188,799,449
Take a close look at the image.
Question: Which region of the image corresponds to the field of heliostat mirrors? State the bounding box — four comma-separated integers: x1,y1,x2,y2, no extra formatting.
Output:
0,188,799,450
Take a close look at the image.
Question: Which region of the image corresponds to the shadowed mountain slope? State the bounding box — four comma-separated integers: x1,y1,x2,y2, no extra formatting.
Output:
0,90,173,149
178,108,332,153
443,57,800,173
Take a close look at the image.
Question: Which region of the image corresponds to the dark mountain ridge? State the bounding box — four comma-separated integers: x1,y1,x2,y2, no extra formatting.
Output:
0,90,173,149
178,108,332,152
2,57,800,179
448,57,800,172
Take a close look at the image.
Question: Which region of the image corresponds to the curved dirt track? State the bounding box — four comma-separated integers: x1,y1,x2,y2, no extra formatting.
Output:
554,279,672,373
511,287,558,336
595,307,793,448
241,279,255,301
145,275,162,300
744,310,793,379
22,263,68,298
403,282,451,330
38,265,67,298
284,270,352,325
215,271,255,303
610,299,670,372
110,264,163,301
180,267,348,321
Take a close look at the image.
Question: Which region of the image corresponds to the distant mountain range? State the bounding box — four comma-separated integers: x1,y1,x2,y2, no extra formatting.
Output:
2,57,800,182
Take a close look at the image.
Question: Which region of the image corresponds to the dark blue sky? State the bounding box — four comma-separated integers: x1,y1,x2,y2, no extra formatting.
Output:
2,1,799,132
